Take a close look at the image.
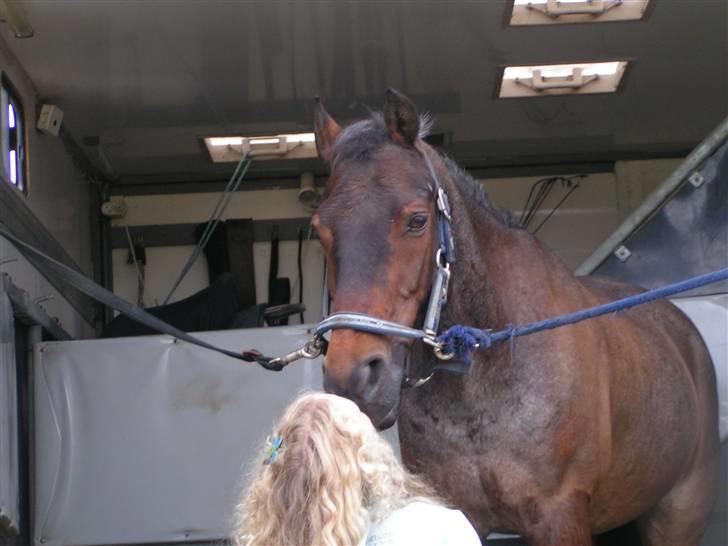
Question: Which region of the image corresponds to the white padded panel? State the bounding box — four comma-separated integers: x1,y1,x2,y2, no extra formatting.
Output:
32,325,380,546
32,301,725,546
672,294,728,442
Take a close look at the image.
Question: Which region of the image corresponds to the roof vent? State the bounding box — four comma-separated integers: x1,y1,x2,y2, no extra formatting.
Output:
498,61,629,98
509,0,650,25
204,133,317,163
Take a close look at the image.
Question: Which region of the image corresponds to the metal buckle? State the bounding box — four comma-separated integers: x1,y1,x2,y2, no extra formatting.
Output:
436,187,452,221
433,249,451,305
441,263,451,305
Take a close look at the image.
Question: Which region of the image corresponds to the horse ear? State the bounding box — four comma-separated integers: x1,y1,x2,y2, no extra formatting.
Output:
384,88,420,147
313,97,342,162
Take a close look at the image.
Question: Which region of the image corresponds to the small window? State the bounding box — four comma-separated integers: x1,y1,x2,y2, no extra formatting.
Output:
509,0,650,26
1,78,27,193
497,61,629,98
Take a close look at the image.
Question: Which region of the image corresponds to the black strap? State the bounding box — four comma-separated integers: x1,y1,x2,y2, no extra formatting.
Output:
226,219,257,309
267,226,291,326
268,226,280,300
297,227,304,323
0,225,284,371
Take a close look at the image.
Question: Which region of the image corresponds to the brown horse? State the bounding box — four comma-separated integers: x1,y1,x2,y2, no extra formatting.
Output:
311,89,719,546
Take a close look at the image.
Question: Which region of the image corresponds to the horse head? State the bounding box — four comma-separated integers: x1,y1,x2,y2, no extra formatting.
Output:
312,89,444,429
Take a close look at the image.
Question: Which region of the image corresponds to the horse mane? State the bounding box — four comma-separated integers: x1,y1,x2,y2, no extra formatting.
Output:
440,155,522,229
331,112,520,229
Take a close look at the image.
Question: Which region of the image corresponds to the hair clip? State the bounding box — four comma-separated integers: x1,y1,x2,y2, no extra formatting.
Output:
264,436,283,465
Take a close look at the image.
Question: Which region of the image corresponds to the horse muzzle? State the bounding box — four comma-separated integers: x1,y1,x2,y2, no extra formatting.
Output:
322,331,404,429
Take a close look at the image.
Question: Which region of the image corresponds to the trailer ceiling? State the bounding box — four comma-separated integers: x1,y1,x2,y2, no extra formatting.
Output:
3,0,727,182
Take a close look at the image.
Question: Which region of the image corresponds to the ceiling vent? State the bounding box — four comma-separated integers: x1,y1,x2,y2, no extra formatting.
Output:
509,0,650,26
204,133,317,163
498,61,629,98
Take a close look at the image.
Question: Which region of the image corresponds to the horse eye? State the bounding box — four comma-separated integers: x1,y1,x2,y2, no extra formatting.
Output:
406,214,429,232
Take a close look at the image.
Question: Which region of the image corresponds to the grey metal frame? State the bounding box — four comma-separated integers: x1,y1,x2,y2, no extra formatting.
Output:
1,273,70,545
0,173,98,326
110,217,315,249
0,274,19,537
1,275,72,342
576,116,728,276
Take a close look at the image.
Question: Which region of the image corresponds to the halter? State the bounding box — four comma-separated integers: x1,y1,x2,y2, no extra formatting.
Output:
280,149,467,388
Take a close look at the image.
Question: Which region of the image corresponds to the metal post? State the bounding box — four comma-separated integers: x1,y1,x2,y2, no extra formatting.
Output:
26,325,41,361
576,115,728,276
26,324,40,546
0,277,19,536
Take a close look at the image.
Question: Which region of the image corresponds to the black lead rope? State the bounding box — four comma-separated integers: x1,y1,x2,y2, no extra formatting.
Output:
0,225,285,371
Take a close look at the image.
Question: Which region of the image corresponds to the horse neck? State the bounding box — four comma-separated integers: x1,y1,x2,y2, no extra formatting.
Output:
403,166,522,404
435,160,590,371
436,160,584,368
439,171,517,332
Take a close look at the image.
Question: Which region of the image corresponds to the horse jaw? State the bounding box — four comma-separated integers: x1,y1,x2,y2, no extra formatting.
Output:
369,343,415,430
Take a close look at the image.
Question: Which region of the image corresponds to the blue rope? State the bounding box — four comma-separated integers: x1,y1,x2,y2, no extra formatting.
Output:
436,267,728,363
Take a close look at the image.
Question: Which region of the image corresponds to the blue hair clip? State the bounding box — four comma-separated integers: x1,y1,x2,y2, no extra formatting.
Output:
264,436,283,465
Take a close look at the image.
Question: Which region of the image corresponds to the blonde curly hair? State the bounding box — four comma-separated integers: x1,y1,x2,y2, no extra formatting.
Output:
231,392,437,546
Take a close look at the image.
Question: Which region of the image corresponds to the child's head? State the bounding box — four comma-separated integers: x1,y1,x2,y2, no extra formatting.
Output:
232,392,434,546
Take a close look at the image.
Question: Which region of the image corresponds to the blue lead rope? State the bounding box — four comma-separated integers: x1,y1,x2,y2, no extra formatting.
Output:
436,267,728,363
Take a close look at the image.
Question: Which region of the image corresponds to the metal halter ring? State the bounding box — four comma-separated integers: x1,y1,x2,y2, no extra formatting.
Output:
435,248,449,269
423,335,455,361
302,337,325,359
407,372,434,389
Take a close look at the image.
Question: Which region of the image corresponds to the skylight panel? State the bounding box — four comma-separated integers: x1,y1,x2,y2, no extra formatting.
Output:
204,132,317,163
498,61,628,98
510,0,650,25
207,137,243,147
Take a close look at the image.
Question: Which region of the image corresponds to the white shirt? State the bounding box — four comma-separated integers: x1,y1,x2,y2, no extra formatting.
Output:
364,501,481,546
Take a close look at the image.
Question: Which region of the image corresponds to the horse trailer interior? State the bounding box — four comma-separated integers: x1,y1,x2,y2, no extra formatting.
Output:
0,2,726,545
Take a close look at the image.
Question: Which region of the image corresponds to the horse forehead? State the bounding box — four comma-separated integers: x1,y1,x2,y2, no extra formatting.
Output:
323,160,430,218
371,146,431,188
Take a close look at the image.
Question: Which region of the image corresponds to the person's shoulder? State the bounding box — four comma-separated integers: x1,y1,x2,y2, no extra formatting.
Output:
390,501,461,521
366,501,481,546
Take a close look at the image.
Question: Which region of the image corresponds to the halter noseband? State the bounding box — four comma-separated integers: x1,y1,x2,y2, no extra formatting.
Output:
311,149,462,388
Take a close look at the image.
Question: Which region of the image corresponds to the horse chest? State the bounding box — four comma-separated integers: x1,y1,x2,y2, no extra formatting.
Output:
399,372,562,459
398,385,568,533
397,401,491,516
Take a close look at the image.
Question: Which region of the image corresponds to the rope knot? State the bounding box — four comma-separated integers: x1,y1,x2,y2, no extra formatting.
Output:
436,326,494,364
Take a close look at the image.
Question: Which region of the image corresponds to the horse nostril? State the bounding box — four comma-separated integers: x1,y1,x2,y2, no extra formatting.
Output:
348,354,386,399
363,354,385,387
